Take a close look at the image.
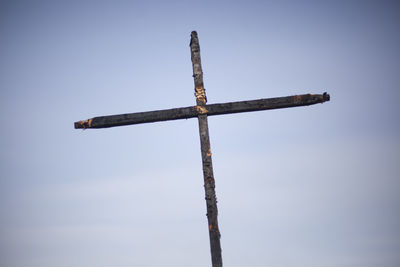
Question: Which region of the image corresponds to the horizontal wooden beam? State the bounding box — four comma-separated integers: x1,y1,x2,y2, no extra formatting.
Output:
74,92,330,129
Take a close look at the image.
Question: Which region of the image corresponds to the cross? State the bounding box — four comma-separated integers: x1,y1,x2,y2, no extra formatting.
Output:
74,31,330,267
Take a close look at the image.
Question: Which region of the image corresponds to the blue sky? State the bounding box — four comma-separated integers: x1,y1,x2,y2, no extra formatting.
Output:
0,0,399,266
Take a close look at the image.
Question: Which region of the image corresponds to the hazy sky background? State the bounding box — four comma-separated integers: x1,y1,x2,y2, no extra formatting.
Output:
1,0,399,266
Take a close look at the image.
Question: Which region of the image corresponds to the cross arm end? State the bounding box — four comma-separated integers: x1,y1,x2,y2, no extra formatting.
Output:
74,118,93,129
322,92,330,102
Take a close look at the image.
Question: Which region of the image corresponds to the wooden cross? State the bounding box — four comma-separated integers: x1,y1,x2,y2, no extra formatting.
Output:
74,31,330,267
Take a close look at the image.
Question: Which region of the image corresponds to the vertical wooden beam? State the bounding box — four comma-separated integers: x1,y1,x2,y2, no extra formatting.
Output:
190,31,223,267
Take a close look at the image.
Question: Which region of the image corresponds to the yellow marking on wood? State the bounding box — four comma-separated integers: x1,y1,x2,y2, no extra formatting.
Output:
207,149,212,157
79,118,93,128
196,105,208,114
195,86,207,104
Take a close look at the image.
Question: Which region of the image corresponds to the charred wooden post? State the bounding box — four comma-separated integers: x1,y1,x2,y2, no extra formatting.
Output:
190,31,223,267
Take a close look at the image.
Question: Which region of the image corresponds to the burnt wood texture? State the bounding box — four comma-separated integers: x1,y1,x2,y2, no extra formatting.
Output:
73,31,331,267
190,31,223,267
74,93,329,129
